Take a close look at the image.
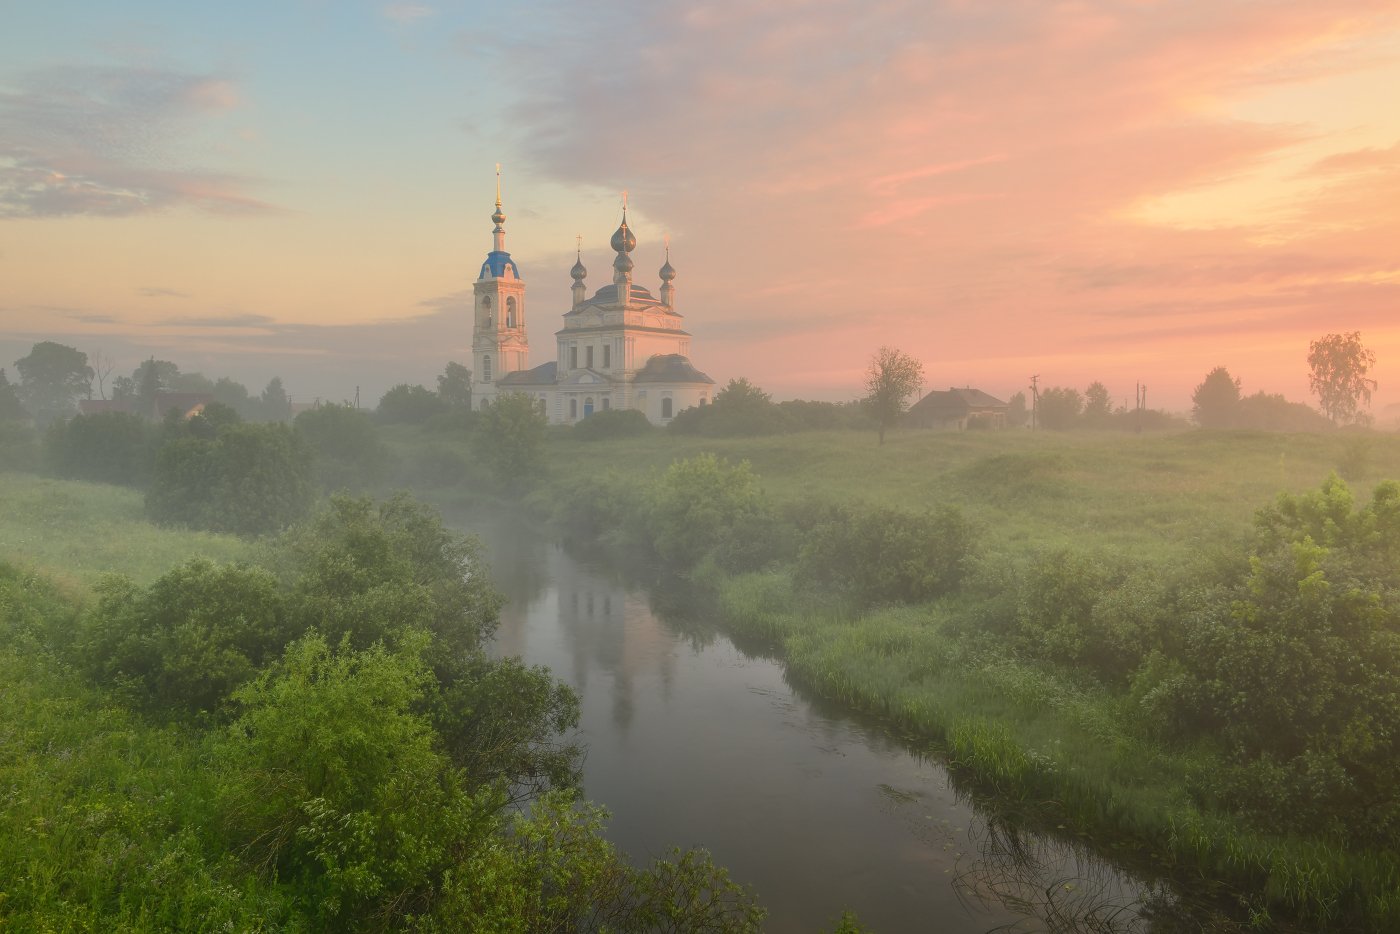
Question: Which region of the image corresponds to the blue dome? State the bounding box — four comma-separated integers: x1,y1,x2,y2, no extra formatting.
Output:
479,250,521,280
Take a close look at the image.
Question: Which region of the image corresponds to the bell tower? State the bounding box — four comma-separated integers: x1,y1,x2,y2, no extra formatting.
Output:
471,166,528,408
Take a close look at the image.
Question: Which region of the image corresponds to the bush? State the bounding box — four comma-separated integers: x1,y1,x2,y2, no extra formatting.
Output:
294,404,390,491
646,454,763,568
146,422,313,536
376,383,446,424
0,421,40,472
571,408,652,440
44,411,153,486
795,502,977,607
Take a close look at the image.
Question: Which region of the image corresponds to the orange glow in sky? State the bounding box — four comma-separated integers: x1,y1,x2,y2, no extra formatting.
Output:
2,1,1398,416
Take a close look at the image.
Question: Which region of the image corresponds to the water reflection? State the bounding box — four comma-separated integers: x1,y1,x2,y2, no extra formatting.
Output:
448,504,1197,933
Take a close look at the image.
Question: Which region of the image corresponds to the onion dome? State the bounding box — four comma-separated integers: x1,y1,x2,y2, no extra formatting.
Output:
613,251,634,273
571,255,587,281
659,253,676,281
610,217,637,253
491,205,506,227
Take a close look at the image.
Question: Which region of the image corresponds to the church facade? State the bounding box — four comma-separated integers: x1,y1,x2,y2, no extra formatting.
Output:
469,188,714,425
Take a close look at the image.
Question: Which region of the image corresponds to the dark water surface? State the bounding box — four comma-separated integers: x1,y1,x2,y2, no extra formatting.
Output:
454,506,1171,933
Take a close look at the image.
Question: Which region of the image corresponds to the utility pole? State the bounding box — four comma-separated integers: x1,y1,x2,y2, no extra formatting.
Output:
1029,374,1040,430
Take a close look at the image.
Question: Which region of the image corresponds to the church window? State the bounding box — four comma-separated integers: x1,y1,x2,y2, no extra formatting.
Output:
506,296,517,328
481,397,490,409
569,398,578,420
482,295,491,309
603,344,611,368
586,346,594,369
662,397,673,419
700,395,708,406
602,398,611,411
483,355,492,382
570,346,578,369
584,397,594,418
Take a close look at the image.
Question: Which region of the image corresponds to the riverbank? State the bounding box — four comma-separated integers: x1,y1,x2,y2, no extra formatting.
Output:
459,427,1400,931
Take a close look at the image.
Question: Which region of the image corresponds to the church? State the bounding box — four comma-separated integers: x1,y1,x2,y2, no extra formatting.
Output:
468,185,714,425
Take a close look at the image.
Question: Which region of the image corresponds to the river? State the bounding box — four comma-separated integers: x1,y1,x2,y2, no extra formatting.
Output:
452,505,1174,933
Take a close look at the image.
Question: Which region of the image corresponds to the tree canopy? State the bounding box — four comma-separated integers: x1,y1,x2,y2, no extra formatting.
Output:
1192,366,1242,428
1309,331,1376,425
14,341,93,426
864,347,924,444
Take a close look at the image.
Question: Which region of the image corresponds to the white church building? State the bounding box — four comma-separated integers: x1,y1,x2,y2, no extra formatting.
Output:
469,186,714,425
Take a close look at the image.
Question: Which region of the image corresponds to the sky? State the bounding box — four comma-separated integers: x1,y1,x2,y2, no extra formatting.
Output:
3,0,1399,415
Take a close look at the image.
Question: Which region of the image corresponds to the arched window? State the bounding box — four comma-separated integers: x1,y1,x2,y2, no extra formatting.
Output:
506,296,517,328
662,397,673,419
569,398,578,420
481,397,490,409
583,397,594,418
483,355,492,382
482,295,492,309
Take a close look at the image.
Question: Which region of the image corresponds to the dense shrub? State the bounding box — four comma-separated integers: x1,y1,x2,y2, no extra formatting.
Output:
646,454,763,567
0,421,40,472
294,403,391,490
79,559,289,715
376,382,447,424
571,407,652,440
44,411,153,486
146,422,313,536
795,502,977,606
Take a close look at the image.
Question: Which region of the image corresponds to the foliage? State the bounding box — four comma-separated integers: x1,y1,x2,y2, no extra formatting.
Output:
79,559,290,715
669,377,795,437
1237,391,1332,432
795,502,977,607
1309,331,1377,425
1192,366,1242,428
260,376,293,422
864,346,924,444
1082,381,1112,426
0,367,28,422
146,422,314,536
377,382,448,424
475,391,547,489
271,493,502,659
13,340,93,426
776,398,873,431
295,403,391,490
436,360,473,408
43,410,153,486
1036,386,1082,429
647,453,763,567
571,407,652,440
1005,390,1028,428
0,420,40,472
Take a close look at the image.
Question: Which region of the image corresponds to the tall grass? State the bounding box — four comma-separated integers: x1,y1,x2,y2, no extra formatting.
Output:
0,473,253,588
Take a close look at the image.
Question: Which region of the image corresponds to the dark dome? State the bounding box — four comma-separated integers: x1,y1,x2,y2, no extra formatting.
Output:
610,220,637,253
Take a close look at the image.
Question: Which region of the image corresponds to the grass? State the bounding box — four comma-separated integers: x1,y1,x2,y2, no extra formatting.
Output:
0,472,254,589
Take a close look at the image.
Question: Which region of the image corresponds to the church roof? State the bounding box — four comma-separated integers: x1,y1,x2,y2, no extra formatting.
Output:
633,354,714,385
498,361,557,386
479,250,520,280
573,282,671,311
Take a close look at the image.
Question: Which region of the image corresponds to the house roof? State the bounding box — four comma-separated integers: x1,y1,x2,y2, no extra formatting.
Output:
908,387,1007,416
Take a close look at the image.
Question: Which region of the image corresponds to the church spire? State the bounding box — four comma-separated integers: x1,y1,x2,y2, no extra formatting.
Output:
491,163,507,253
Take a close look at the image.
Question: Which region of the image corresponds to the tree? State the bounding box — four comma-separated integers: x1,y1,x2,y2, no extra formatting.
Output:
437,361,472,408
0,368,27,423
1083,381,1112,426
1192,366,1242,428
133,357,178,418
1036,386,1082,430
43,411,153,486
294,403,390,490
260,377,292,422
475,391,547,490
89,349,114,401
863,347,924,444
1005,391,1028,428
1309,331,1376,425
14,341,93,426
376,383,446,424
